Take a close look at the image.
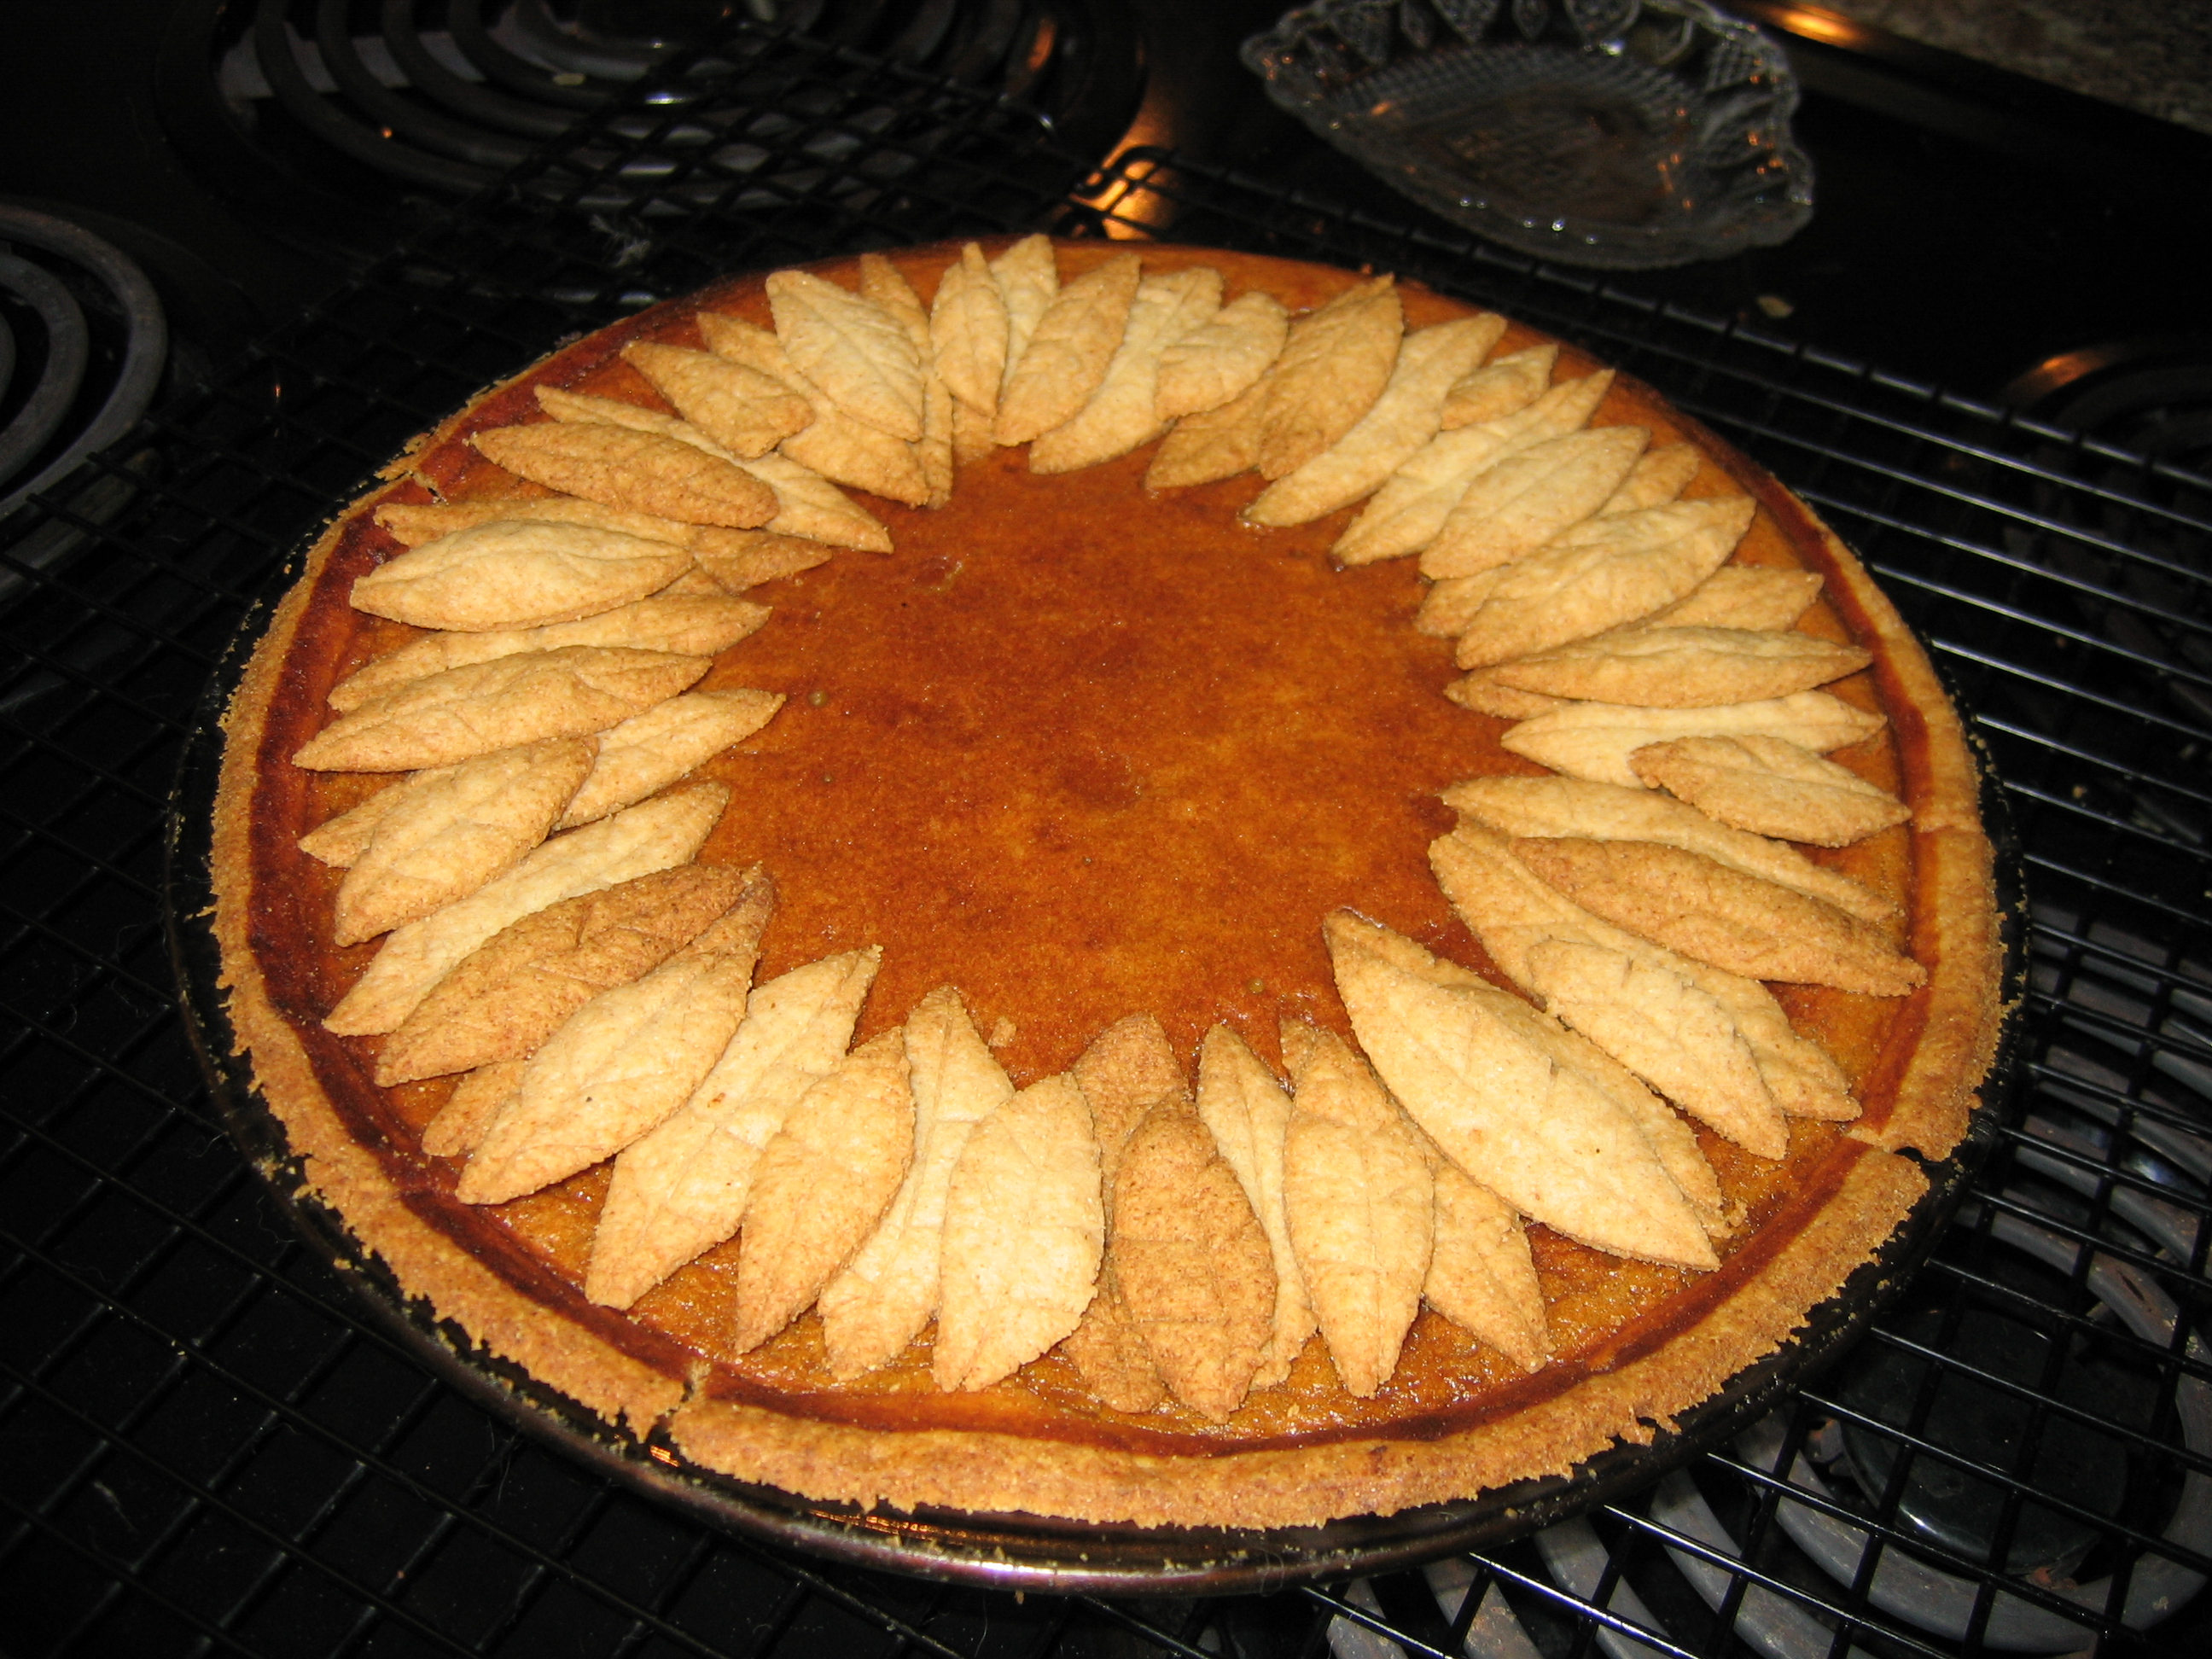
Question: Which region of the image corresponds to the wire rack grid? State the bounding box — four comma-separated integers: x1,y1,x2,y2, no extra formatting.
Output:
4,18,2211,1659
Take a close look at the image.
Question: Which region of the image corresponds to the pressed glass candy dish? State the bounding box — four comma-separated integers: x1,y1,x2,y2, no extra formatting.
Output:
1242,0,1814,269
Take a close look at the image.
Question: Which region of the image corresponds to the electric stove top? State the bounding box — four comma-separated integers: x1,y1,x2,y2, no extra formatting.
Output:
4,4,2209,1657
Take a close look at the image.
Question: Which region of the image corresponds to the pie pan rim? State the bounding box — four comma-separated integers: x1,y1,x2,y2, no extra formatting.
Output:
177,242,2019,1584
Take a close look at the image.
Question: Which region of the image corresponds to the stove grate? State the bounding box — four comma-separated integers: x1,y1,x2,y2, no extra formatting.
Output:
6,18,2212,1658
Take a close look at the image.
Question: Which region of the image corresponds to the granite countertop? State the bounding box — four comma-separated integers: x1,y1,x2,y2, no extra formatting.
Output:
1816,0,2212,135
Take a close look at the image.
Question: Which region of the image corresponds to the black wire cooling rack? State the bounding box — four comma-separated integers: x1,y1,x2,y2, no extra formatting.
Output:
6,19,2212,1658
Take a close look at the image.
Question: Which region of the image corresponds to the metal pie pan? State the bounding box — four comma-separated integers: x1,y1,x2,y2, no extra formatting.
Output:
167,533,2027,1600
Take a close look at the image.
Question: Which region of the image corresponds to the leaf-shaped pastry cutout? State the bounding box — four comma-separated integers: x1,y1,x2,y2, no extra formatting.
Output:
457,900,771,1203
298,782,405,866
1111,1097,1275,1421
1144,367,1272,490
934,1074,1104,1392
1074,1014,1189,1186
991,234,1059,399
818,985,1012,1377
1419,425,1650,579
1441,774,1894,923
1155,289,1291,421
777,410,930,509
375,494,694,549
1646,564,1825,631
1365,922,1727,1228
730,1028,915,1353
1243,314,1504,527
1030,268,1222,474
929,242,1010,414
621,341,815,458
692,311,928,509
1441,672,1565,721
325,783,728,1037
1425,1161,1549,1371
533,384,738,455
917,346,954,505
586,946,881,1308
1452,496,1755,668
1195,1023,1314,1388
765,269,925,440
1633,733,1912,847
1517,838,1926,996
689,527,835,591
294,647,709,773
1493,625,1873,707
557,689,784,829
351,521,695,633
1282,1024,1434,1395
858,253,953,508
1333,370,1615,566
1599,441,1700,515
994,253,1142,445
1059,1273,1165,1413
1256,276,1403,480
950,393,995,464
473,422,777,528
1438,344,1556,429
377,864,767,1086
1324,913,1718,1267
1416,568,1509,637
1521,935,1787,1159
1500,689,1887,787
420,1059,527,1159
328,594,769,712
333,737,594,945
1429,822,1859,1125
855,252,925,330
731,450,894,550
1060,1013,1186,1408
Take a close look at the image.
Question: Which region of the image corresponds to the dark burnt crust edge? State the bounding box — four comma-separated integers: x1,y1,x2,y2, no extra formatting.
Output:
203,243,2003,1533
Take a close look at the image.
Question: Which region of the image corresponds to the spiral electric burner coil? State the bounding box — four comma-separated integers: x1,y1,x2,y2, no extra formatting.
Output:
4,17,2211,1656
0,206,169,600
157,0,1145,261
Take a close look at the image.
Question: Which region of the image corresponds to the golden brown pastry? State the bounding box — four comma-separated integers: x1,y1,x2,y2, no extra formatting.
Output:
473,422,778,527
293,647,709,773
817,984,1011,1378
585,945,880,1308
325,783,728,1037
1515,837,1927,995
934,1074,1104,1391
1282,1024,1434,1395
1633,733,1913,846
1242,314,1501,527
375,864,765,1086
1257,274,1402,479
729,1028,915,1353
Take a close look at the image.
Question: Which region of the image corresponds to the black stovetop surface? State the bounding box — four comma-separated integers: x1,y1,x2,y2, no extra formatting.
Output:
7,1,2203,404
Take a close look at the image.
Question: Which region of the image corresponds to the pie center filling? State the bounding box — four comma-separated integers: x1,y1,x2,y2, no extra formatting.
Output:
704,442,1484,1085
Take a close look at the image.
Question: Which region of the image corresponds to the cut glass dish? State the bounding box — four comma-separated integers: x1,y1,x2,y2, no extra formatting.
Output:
1242,0,1813,269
